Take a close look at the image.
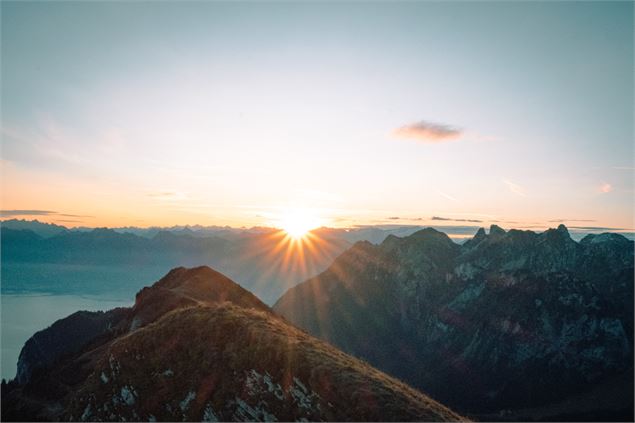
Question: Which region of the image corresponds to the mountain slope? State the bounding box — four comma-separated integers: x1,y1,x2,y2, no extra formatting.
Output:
274,225,634,420
2,266,463,422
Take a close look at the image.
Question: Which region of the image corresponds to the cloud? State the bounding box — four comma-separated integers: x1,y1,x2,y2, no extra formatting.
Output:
393,120,463,143
432,216,483,223
1,209,57,217
600,183,613,193
503,179,526,196
570,226,626,231
58,213,94,218
436,189,460,203
0,210,93,218
147,191,187,201
430,216,453,221
549,219,596,223
383,216,427,222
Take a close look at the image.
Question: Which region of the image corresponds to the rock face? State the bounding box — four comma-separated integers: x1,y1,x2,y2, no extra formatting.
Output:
274,225,634,420
2,266,463,422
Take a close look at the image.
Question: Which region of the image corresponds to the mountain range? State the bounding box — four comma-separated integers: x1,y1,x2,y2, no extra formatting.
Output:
3,218,631,304
1,266,463,422
1,223,633,421
274,225,634,421
1,225,348,305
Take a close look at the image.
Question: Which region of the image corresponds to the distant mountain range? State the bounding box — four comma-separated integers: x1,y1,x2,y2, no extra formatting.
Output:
274,225,634,421
0,220,444,304
3,218,632,241
1,224,346,304
4,219,631,304
0,218,444,241
1,266,463,422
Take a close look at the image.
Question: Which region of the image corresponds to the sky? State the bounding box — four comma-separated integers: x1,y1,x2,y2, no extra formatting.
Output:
1,1,633,232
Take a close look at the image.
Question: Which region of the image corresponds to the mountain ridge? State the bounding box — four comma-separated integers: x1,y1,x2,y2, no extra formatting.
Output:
2,265,464,422
274,225,634,421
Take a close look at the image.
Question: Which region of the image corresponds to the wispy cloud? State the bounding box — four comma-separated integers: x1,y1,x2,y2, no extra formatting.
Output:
0,210,93,218
383,216,428,222
503,179,526,196
436,189,460,203
393,120,463,143
431,216,483,223
549,219,596,223
0,209,56,217
570,226,627,231
147,191,188,201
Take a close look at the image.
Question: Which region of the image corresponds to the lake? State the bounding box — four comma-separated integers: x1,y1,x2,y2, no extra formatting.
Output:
1,294,132,380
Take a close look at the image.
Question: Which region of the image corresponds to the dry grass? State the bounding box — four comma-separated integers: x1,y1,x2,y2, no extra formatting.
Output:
68,303,466,422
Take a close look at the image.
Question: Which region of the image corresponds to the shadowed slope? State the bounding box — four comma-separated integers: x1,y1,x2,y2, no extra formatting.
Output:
274,226,634,420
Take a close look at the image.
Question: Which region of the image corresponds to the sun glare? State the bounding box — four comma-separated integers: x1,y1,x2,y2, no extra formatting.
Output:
278,209,321,239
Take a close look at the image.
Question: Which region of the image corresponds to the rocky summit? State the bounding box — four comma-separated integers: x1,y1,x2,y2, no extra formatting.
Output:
2,266,463,422
274,225,634,421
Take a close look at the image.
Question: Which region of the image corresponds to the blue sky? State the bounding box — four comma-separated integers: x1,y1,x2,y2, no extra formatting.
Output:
1,1,633,231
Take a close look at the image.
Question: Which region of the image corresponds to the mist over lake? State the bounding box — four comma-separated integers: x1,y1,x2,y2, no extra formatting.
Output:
1,262,172,298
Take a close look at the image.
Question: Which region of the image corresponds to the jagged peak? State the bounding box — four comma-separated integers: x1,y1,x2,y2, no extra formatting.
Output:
557,224,569,235
474,227,487,240
542,225,573,242
462,227,487,250
489,224,506,236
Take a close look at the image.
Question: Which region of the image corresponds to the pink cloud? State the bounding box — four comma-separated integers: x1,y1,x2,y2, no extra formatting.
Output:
393,120,463,143
600,183,613,193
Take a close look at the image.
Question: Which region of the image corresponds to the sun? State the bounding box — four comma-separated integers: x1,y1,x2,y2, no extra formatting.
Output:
278,209,321,239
